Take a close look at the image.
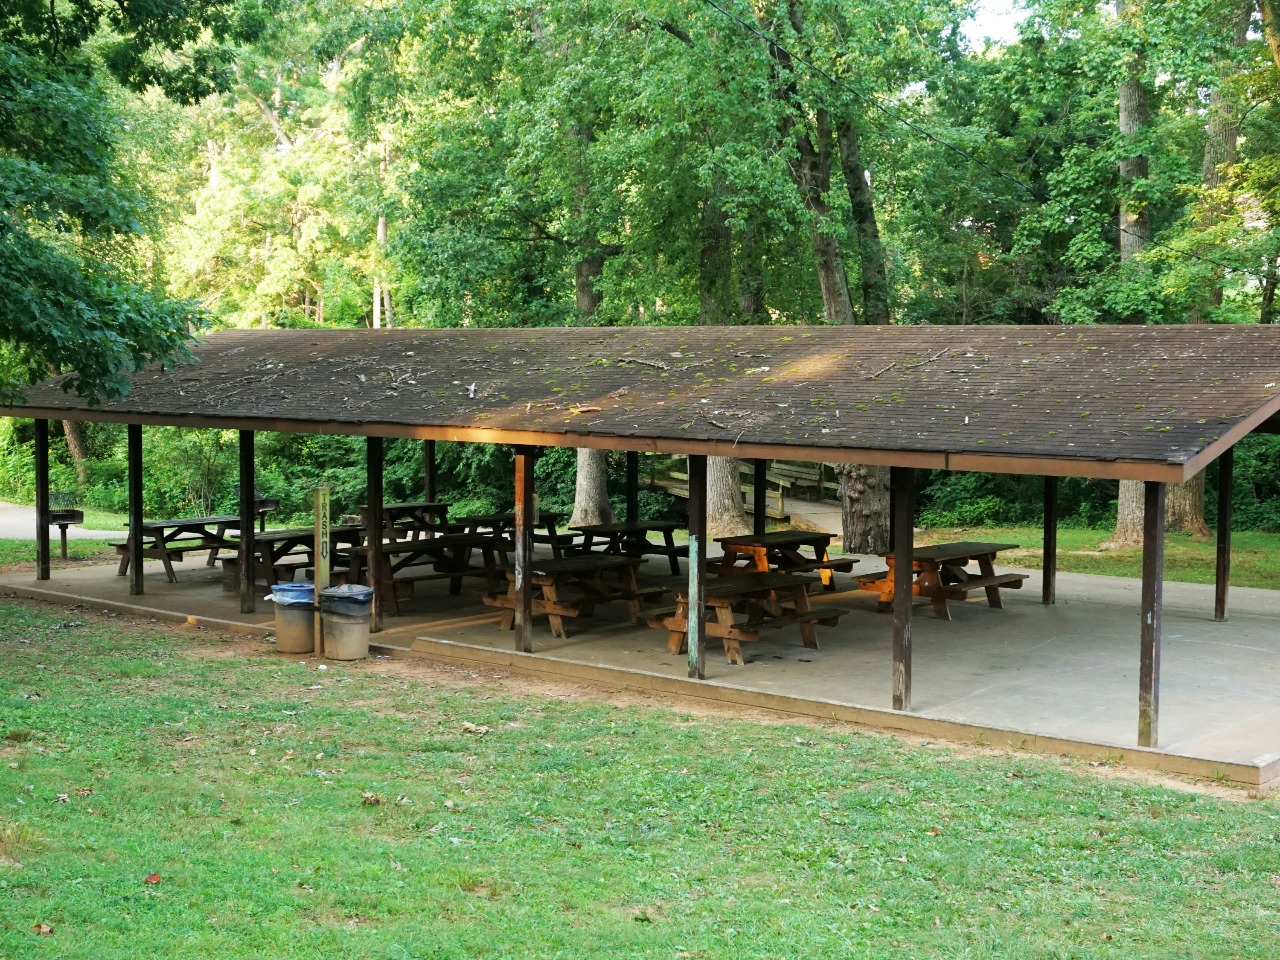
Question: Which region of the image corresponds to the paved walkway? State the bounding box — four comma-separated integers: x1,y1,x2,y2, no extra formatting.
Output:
0,501,118,540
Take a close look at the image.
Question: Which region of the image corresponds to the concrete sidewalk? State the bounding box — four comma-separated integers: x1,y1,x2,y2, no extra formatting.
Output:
0,500,118,540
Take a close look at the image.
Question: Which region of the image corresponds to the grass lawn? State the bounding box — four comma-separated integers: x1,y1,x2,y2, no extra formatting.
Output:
916,525,1280,591
1,604,1277,958
0,540,116,568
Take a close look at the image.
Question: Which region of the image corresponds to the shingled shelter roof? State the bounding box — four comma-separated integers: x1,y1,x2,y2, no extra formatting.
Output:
11,325,1280,481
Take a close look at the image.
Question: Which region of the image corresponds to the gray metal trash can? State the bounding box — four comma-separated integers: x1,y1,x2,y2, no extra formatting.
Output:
270,582,315,654
319,584,373,660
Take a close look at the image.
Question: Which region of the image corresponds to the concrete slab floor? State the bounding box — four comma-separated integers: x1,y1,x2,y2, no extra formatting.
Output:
3,553,1278,778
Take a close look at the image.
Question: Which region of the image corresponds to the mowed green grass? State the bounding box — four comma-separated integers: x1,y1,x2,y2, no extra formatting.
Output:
0,604,1277,958
0,539,116,568
917,525,1280,590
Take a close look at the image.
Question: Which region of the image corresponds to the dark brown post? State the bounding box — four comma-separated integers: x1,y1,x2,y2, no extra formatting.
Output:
366,437,385,632
1138,480,1166,748
752,458,768,536
423,439,437,502
1042,475,1058,605
513,446,537,652
625,451,639,523
34,419,50,581
891,466,914,711
127,424,144,596
687,454,708,680
238,430,256,614
1215,449,1232,622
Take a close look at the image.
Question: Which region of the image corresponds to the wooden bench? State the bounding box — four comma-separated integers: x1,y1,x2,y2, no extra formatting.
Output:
859,541,1028,620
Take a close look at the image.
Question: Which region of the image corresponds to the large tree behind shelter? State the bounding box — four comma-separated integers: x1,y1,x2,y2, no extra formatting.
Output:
0,0,260,399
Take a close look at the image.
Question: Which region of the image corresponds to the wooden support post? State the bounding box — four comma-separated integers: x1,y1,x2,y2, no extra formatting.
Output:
891,466,914,711
625,451,639,523
752,458,768,536
367,436,384,632
313,485,330,658
687,455,708,680
127,424,144,596
238,430,256,614
34,419,50,581
513,446,537,653
1215,448,1232,623
1138,480,1166,748
423,439,437,503
1042,475,1058,605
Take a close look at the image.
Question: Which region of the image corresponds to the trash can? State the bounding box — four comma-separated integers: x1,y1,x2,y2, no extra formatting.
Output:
319,584,374,661
269,581,315,654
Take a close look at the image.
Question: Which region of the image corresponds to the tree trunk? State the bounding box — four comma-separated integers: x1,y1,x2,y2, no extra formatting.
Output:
569,449,614,527
1168,2,1246,536
738,220,765,322
707,456,749,538
836,119,890,325
1116,0,1151,279
699,197,733,325
1111,0,1152,545
575,250,604,317
570,246,610,524
1262,256,1279,324
1261,0,1280,70
372,277,382,328
810,228,855,324
837,463,890,554
61,420,89,484
1108,476,1146,547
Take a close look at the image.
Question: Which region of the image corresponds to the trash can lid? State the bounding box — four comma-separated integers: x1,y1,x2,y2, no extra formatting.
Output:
320,583,374,601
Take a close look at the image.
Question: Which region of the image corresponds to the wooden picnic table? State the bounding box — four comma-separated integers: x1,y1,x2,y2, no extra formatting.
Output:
655,570,848,666
859,540,1028,620
360,501,451,540
572,520,687,574
217,524,364,590
714,530,856,591
451,510,575,558
347,531,511,616
115,514,242,583
484,553,658,639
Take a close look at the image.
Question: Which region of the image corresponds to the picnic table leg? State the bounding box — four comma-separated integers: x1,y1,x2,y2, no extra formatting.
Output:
977,554,1003,609
876,557,894,611
117,545,130,576
791,584,820,649
715,604,743,665
498,578,516,631
622,566,646,625
447,545,469,595
915,561,950,620
378,555,400,617
158,542,179,583
666,599,688,654
541,579,567,639
819,547,835,591
663,530,680,575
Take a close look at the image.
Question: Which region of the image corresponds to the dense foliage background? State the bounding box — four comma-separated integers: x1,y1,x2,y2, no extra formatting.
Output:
4,0,1280,528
